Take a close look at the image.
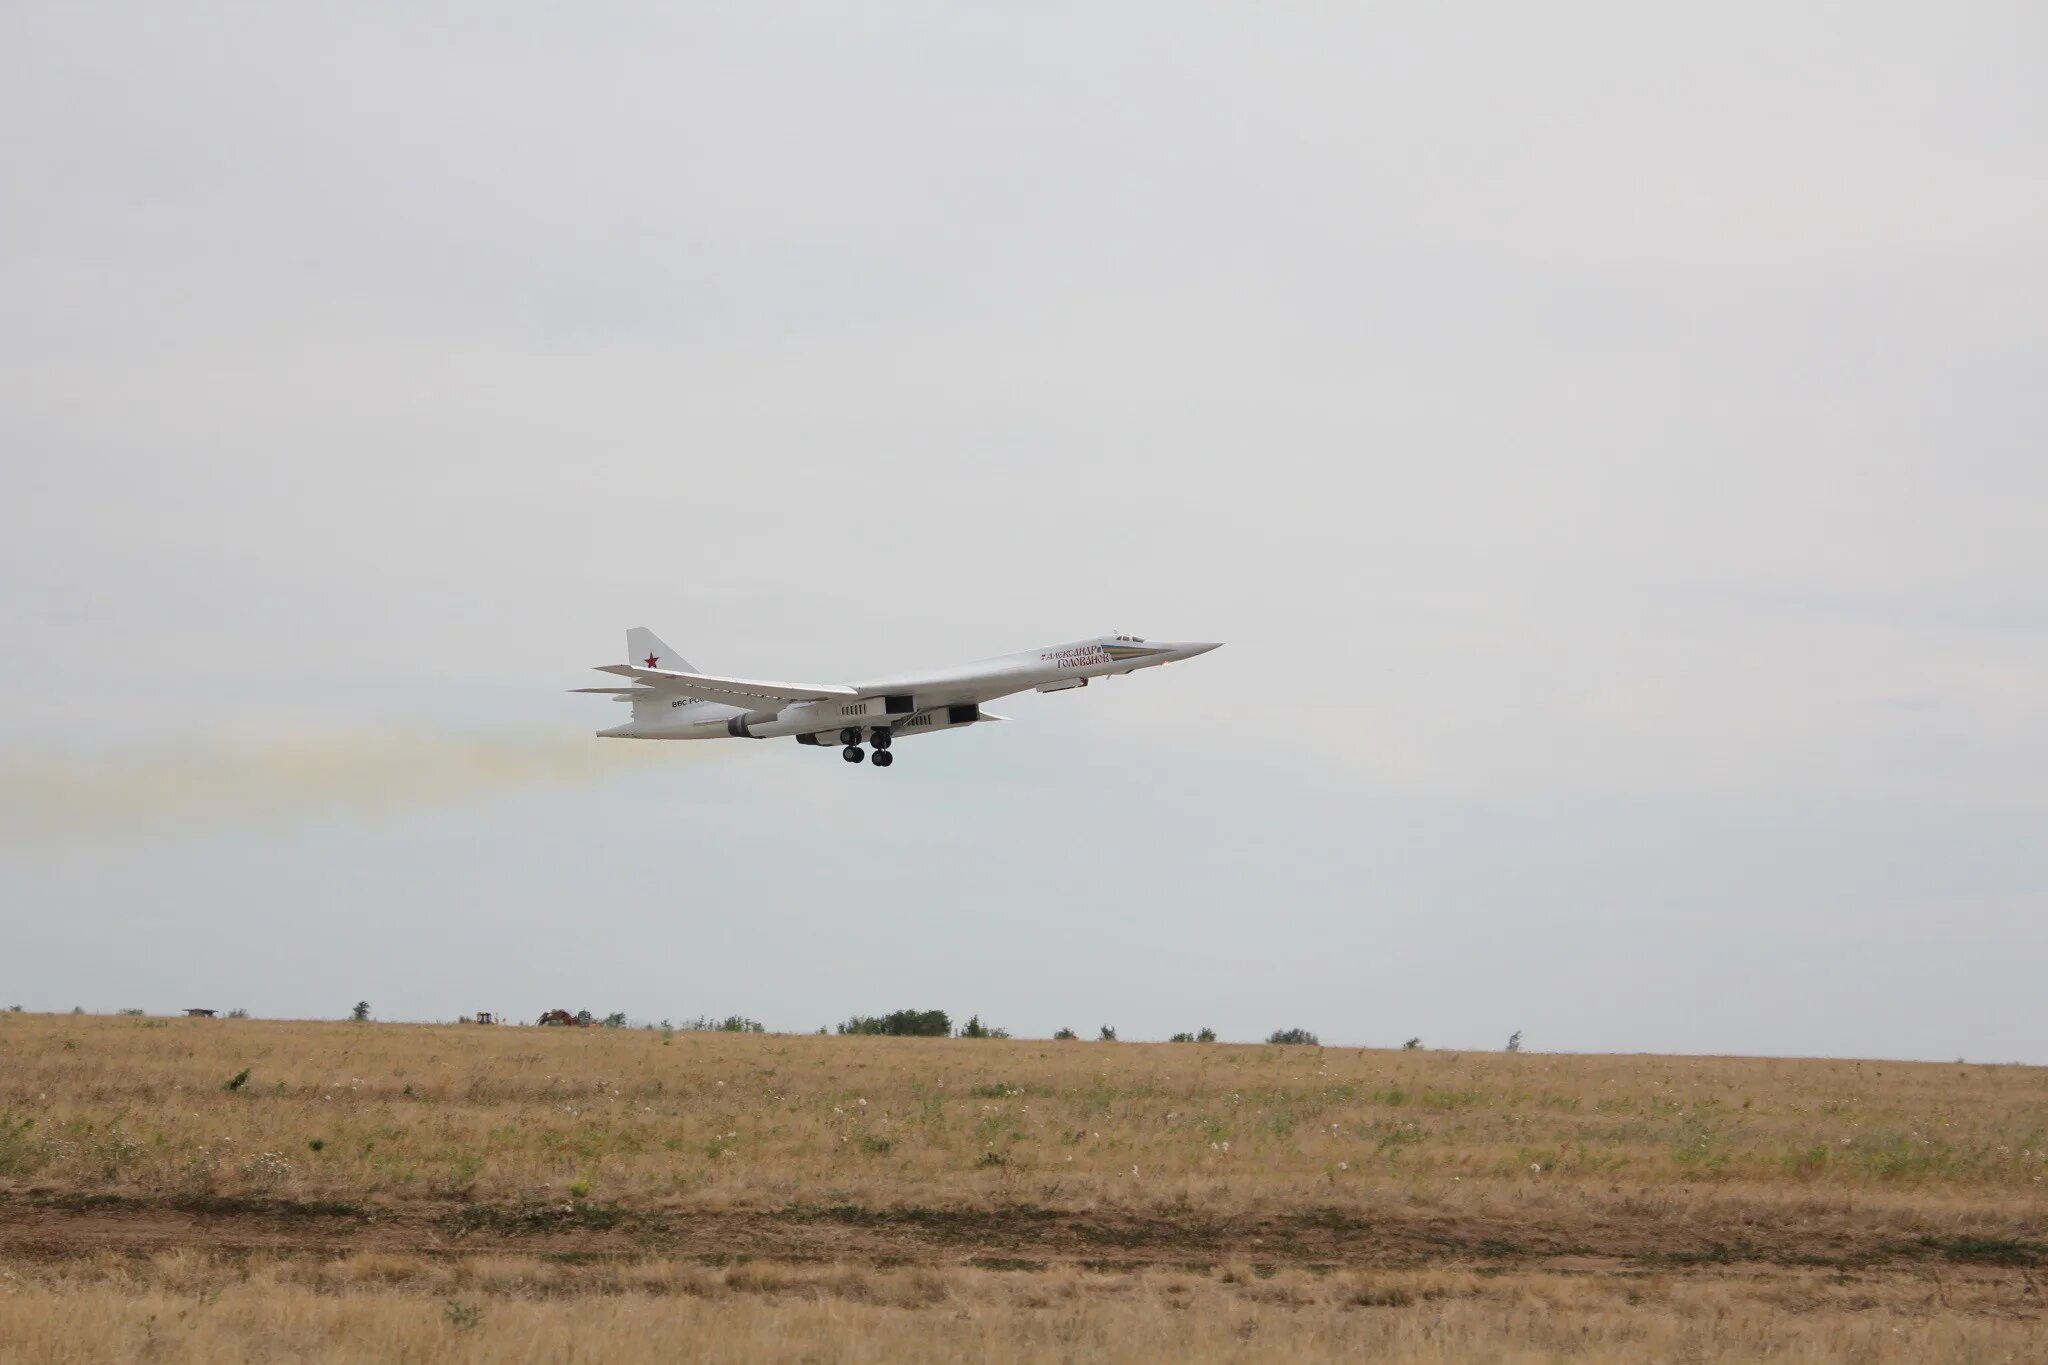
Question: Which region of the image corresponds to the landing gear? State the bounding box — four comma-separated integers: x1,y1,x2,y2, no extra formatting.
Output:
871,749,894,767
841,745,864,763
869,728,892,750
839,727,860,745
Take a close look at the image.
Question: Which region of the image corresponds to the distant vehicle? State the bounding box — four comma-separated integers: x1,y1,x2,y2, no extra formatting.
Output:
184,1008,216,1018
576,627,1222,768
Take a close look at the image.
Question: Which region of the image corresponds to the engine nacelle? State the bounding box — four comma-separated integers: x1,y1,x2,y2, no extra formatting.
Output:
792,703,988,746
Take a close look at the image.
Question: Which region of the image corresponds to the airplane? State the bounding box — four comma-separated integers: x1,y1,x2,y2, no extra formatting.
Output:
575,628,1222,767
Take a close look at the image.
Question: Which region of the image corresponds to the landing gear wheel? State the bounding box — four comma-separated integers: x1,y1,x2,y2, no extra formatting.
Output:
869,729,892,750
839,728,860,745
842,745,864,763
871,749,894,767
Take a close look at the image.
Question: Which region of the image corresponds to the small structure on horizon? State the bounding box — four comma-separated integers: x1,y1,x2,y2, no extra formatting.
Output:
184,1008,217,1018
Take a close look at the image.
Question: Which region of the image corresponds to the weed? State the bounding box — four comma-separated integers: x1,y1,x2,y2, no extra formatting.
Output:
223,1068,251,1092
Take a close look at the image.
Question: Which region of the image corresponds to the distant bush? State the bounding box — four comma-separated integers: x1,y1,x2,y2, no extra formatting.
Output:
838,1009,951,1037
1169,1032,1195,1043
228,1009,250,1020
117,1008,144,1017
601,1012,628,1029
351,1001,371,1022
691,1016,764,1033
71,1006,84,1015
1403,1037,1422,1050
573,1009,594,1027
1267,1028,1321,1046
1097,1025,1117,1042
958,1015,1010,1039
1197,1027,1217,1043
1505,1030,1523,1053
1053,1027,1078,1040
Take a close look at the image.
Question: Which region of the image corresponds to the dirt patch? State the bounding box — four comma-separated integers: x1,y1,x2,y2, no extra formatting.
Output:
4,1193,2039,1275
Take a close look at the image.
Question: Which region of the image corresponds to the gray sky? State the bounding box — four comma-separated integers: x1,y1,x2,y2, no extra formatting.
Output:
4,4,2044,1060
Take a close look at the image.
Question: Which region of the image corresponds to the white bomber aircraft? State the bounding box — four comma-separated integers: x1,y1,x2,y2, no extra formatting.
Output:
576,629,1222,767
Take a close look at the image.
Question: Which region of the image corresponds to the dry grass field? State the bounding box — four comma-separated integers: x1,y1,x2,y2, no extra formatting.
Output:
2,1012,2043,1362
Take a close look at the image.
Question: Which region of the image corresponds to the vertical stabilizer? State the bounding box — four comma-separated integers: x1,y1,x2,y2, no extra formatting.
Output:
625,627,697,673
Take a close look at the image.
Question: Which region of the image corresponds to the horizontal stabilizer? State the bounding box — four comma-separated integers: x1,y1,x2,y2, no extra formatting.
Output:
594,663,858,706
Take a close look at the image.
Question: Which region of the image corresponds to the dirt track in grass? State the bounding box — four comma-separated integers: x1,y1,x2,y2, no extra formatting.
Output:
6,1192,2042,1279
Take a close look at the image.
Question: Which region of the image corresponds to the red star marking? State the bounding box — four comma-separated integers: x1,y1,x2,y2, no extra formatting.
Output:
643,654,660,668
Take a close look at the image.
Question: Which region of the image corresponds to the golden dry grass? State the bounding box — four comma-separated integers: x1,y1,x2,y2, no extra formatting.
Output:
3,1013,2044,1218
2,1013,2044,1362
1,1249,2042,1364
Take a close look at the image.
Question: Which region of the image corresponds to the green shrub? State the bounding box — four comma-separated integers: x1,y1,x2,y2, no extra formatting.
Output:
1097,1025,1117,1042
351,1001,371,1022
223,1068,251,1092
1267,1028,1320,1046
1403,1037,1422,1050
1053,1028,1078,1040
958,1015,1010,1039
1196,1027,1217,1043
1169,1032,1195,1043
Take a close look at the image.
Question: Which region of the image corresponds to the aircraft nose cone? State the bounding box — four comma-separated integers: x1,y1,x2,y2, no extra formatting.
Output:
1174,641,1223,659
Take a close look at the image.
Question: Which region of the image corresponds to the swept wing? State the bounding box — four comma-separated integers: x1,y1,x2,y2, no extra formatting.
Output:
593,664,857,707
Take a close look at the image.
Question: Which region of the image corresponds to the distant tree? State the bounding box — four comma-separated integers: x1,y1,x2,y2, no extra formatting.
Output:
838,1009,951,1037
1505,1029,1523,1053
573,1009,595,1027
1403,1037,1422,1050
1097,1025,1117,1042
351,1001,371,1022
228,1008,250,1020
1196,1027,1217,1043
601,1012,628,1028
1053,1027,1078,1040
1169,1032,1195,1043
958,1015,1011,1039
1267,1028,1320,1046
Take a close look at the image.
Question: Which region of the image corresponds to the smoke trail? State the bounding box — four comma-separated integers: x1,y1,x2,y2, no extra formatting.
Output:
0,728,681,845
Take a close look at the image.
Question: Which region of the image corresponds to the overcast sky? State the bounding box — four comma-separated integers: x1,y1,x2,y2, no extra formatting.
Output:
4,4,2044,1060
